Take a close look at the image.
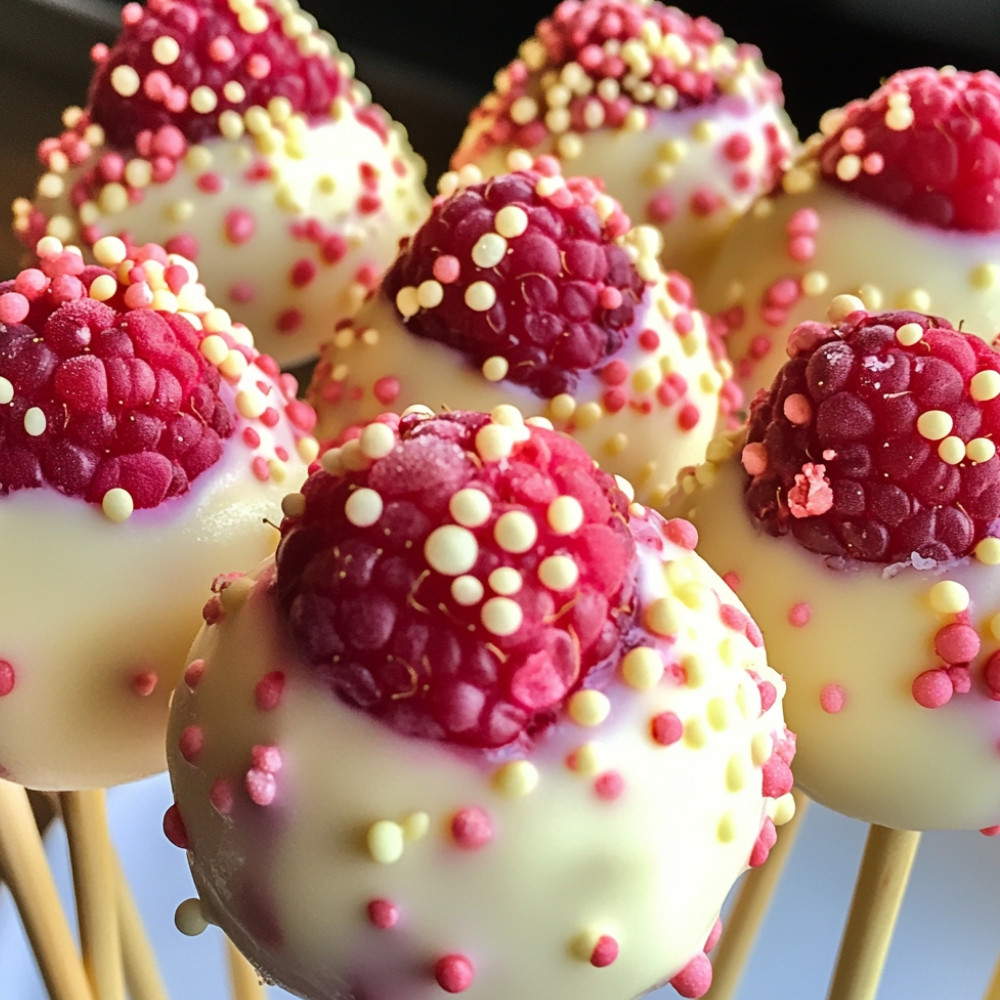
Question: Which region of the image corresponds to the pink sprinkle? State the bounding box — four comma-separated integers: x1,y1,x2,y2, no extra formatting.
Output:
787,235,816,263
179,725,204,763
983,651,1000,699
782,393,813,425
255,671,286,711
690,187,722,217
162,804,188,849
980,825,1000,837
723,133,752,162
934,622,981,665
590,934,619,967
787,463,833,518
720,603,749,634
247,54,271,79
741,441,767,476
434,954,474,994
912,668,954,709
638,328,660,351
196,172,224,194
290,258,318,288
202,595,224,625
678,403,700,431
242,427,262,448
704,918,723,953
761,753,793,799
210,778,234,815
184,659,206,689
276,308,303,333
722,571,741,592
225,208,255,245
600,359,629,385
788,602,811,627
131,671,158,697
749,817,778,867
251,456,270,481
251,744,283,773
664,517,698,550
451,806,493,849
367,899,399,929
646,192,676,223
670,952,713,998
372,376,401,405
246,768,278,806
651,711,683,746
788,207,820,235
0,292,30,324
208,35,236,62
820,683,846,714
598,286,623,310
0,661,15,697
594,770,624,800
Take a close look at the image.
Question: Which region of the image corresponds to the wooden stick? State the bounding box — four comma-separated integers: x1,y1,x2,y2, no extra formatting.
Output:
59,789,126,1000
705,788,810,1000
227,935,267,1000
0,778,95,1000
112,848,169,1000
826,824,921,1000
984,951,1000,1000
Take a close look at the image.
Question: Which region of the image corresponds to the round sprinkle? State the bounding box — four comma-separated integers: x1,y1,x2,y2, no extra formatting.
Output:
449,487,492,527
102,488,135,523
938,436,966,465
367,899,399,929
475,423,514,461
967,437,997,463
464,281,497,312
621,646,664,689
402,811,430,840
976,537,1000,565
820,683,846,714
174,899,208,937
494,510,538,553
547,495,584,534
492,760,539,797
568,689,610,727
434,954,474,994
23,407,46,437
359,422,396,460
928,580,970,614
644,596,681,638
568,742,605,775
367,820,405,864
425,525,479,575
488,567,522,595
494,204,529,238
481,355,509,382
538,554,579,591
450,806,493,849
971,369,1000,401
110,64,141,98
451,574,485,606
916,409,953,441
344,488,383,528
0,378,12,405
471,233,507,268
481,596,523,636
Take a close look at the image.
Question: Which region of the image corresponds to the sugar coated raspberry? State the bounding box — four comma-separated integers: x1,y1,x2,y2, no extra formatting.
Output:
88,0,351,149
743,309,1000,565
817,67,1000,232
382,159,647,398
275,407,638,751
0,238,234,511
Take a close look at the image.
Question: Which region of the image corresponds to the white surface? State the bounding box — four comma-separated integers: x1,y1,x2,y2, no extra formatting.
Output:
2,773,1000,999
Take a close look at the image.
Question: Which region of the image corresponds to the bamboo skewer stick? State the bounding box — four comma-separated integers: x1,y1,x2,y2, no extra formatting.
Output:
112,848,169,1000
705,788,810,1000
227,935,267,1000
0,779,95,1000
826,824,921,1000
983,951,1000,1000
59,789,126,1000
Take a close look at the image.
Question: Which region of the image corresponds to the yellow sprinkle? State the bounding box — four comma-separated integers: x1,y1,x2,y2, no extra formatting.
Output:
707,696,732,731
190,86,218,115
620,646,663,689
971,369,1000,402
835,154,862,182
492,760,539,797
174,898,209,937
568,690,610,727
89,274,118,302
684,717,707,749
885,105,915,131
475,423,514,461
971,263,999,290
366,820,404,864
102,488,134,523
967,437,996,463
898,287,931,312
717,813,737,843
235,389,265,420
644,596,681,637
675,580,707,610
569,742,605,775
574,401,602,428
801,270,829,297
928,580,969,615
23,407,46,437
110,64,141,98
401,811,429,841
773,792,797,827
827,294,864,323
726,754,748,793
916,409,952,441
751,732,772,767
549,393,576,422
990,612,1000,642
938,436,966,465
975,537,1000,566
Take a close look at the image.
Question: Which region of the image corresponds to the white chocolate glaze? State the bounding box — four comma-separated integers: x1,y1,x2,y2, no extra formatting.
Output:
166,511,793,1000
671,436,1000,831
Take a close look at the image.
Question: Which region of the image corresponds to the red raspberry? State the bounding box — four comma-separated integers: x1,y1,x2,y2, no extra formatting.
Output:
817,67,1000,232
275,408,638,752
0,243,233,509
381,160,646,398
87,0,351,149
743,310,1000,565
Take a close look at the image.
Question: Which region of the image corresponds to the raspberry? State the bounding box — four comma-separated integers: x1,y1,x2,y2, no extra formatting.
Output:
382,159,647,398
87,0,351,149
0,239,233,511
817,67,1000,232
743,309,1000,565
275,407,638,751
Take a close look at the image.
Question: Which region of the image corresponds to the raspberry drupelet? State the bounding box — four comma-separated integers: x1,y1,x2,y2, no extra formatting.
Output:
13,0,429,368
165,404,795,1000
309,154,739,507
451,0,797,282
670,299,1000,831
0,235,318,790
703,66,1000,399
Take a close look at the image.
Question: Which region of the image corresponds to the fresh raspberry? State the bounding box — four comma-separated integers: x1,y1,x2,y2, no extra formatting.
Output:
817,67,1000,232
453,0,786,165
0,241,233,510
87,0,351,149
381,160,646,398
743,310,1000,565
275,408,638,752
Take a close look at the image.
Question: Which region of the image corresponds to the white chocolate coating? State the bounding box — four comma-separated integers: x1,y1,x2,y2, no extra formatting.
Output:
670,437,1000,831
19,114,429,368
701,180,1000,399
166,513,793,1000
310,278,732,508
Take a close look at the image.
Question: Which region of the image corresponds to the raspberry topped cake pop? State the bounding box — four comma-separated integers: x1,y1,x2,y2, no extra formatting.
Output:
670,302,1000,830
703,66,1000,398
165,405,795,1000
451,0,797,281
13,0,429,367
0,235,318,790
308,155,739,506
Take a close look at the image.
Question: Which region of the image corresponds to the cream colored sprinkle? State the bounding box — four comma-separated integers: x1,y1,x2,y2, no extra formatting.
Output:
281,492,306,518
366,821,404,864
344,487,383,528
482,355,509,382
644,596,681,637
0,377,13,405
938,436,966,465
916,409,953,441
510,95,539,125
977,536,1000,565
827,294,864,322
885,104,915,131
707,696,732,731
971,369,1000,402
546,495,584,535
575,401,602,428
495,204,529,238
235,389,265,420
620,646,663,690
895,322,924,347
101,488,134,523
494,510,538,553
684,717,707,749
450,488,492,527
472,233,508,269
110,64,141,98
726,754,748,793
395,286,420,318
475,422,514,461
359,422,396,460
568,689,611,727
174,898,209,937
491,404,525,429
802,270,830,297
898,287,931,312
416,280,444,309
991,612,1000,642
549,394,576,422
465,281,497,312
928,580,969,615
224,81,247,104
88,273,117,302
717,813,737,843
971,263,999,290
571,742,605,775
751,732,772,767
538,554,579,591
23,407,46,437
191,86,218,114
492,760,539,797
835,154,862,182
674,579,707,611
425,524,479,575
220,349,248,381
683,653,705,689
401,811,429,841
967,437,996,463
451,574,485,606
481,596,523,636
488,567,523,595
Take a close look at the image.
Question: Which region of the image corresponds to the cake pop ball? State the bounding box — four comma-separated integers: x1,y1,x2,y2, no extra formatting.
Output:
308,155,739,507
13,0,429,368
0,235,318,791
165,406,795,1000
702,66,1000,399
669,305,1000,831
451,0,797,281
